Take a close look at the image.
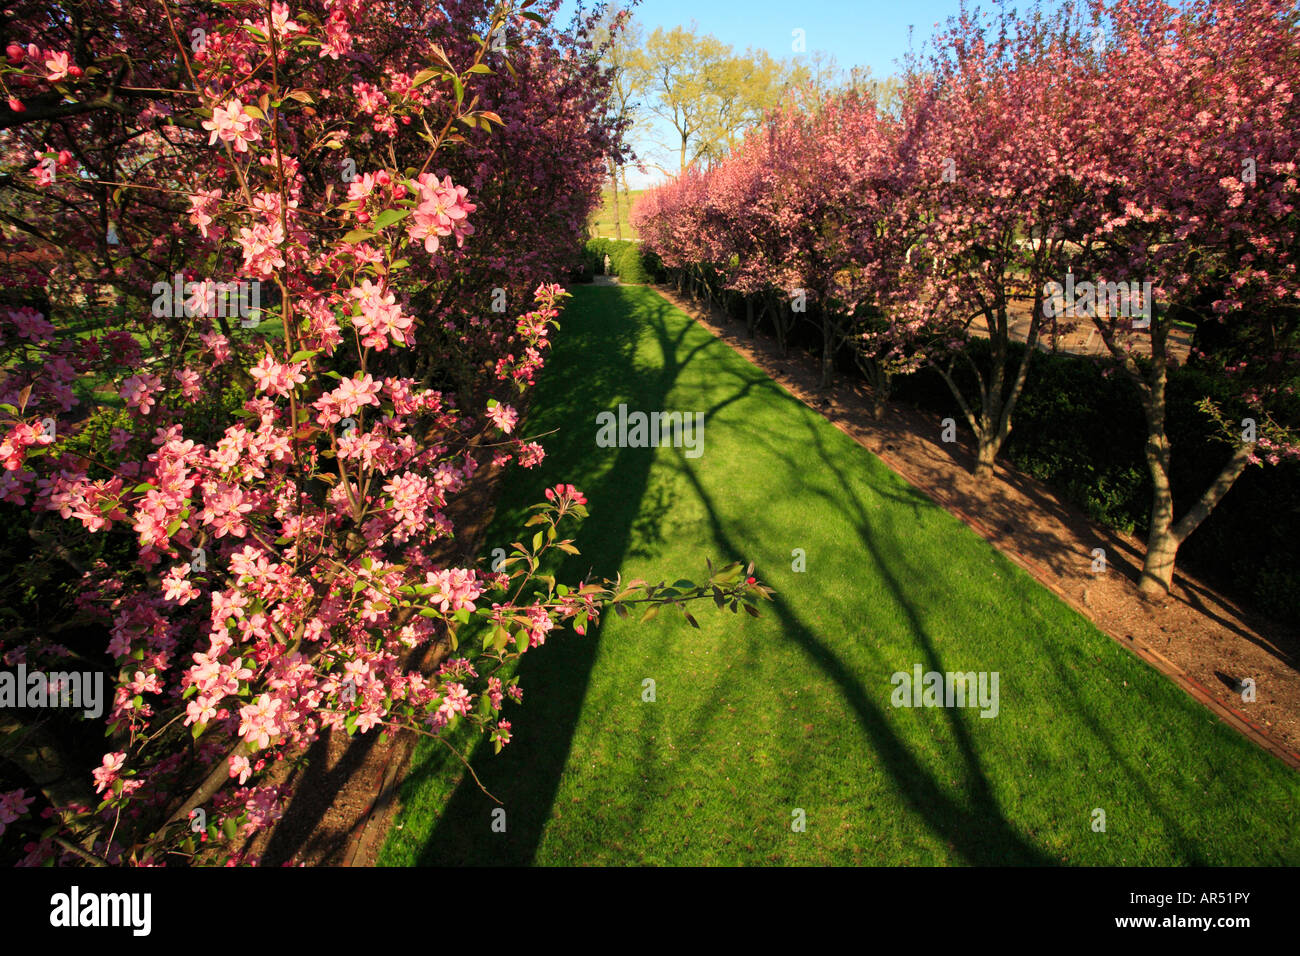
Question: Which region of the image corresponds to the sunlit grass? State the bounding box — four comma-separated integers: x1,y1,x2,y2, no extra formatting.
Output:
380,284,1300,866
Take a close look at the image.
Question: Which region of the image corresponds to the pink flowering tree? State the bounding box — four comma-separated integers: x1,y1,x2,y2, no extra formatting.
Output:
633,0,1299,600
876,3,1111,477
1071,0,1300,595
0,0,769,866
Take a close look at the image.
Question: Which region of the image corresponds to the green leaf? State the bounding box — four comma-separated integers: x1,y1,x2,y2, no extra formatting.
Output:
242,104,266,120
412,67,442,88
289,349,317,363
466,63,493,74
493,626,511,652
373,208,411,229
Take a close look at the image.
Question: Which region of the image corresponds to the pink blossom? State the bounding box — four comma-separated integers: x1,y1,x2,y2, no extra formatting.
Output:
201,98,263,153
92,752,126,794
249,355,307,398
486,401,518,434
238,694,282,750
44,51,70,80
120,374,163,416
407,174,476,255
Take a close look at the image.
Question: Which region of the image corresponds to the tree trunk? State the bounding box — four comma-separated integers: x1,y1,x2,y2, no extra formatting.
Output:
1138,432,1253,596
773,293,788,356
609,158,623,241
745,296,755,338
820,307,835,389
973,430,999,479
873,371,891,420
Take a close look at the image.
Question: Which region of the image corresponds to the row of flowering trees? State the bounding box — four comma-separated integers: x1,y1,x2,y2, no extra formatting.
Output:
633,0,1300,599
0,0,769,866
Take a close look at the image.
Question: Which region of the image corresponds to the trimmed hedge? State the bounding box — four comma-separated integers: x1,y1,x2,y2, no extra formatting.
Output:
581,238,652,283
614,244,651,284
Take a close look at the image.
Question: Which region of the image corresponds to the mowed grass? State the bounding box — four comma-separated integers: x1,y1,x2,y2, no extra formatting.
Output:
380,284,1300,866
589,187,643,239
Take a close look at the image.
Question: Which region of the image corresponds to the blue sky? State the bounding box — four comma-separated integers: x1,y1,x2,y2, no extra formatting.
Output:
605,0,961,78
558,0,1028,188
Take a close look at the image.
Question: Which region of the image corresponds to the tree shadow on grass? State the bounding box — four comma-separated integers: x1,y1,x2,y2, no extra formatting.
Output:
668,403,1054,864
403,286,1067,865
402,286,713,865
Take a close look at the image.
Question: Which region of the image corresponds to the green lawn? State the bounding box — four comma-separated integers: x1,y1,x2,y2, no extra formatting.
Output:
589,187,643,240
380,283,1300,866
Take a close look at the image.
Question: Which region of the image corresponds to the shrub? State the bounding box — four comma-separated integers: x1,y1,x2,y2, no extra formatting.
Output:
614,244,651,285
